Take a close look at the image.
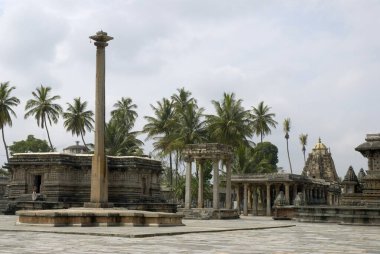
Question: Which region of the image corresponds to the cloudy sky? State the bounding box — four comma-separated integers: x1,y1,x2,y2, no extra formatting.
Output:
0,0,379,176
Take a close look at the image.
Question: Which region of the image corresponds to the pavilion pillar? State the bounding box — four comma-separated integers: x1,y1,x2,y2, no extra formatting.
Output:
266,183,271,216
252,185,258,216
225,159,232,209
248,186,252,210
236,185,241,213
197,159,204,208
212,159,219,209
285,183,290,205
184,159,192,209
243,183,248,216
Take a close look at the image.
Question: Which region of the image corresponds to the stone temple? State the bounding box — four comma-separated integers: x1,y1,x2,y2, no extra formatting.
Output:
302,138,339,183
3,153,175,214
297,134,380,225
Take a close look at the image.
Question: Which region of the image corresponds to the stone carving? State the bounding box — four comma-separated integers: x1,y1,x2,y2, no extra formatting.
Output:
274,191,287,206
302,138,339,183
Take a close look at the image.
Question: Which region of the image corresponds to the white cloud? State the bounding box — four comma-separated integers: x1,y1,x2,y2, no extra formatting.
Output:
0,0,378,177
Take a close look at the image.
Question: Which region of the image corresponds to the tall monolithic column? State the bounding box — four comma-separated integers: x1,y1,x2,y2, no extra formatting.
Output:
86,31,113,208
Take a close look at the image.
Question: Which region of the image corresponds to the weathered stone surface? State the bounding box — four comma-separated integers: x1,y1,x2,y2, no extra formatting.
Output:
16,208,184,227
5,153,174,213
302,138,339,183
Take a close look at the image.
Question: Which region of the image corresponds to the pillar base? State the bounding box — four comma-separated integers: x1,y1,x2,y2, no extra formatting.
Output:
83,202,114,208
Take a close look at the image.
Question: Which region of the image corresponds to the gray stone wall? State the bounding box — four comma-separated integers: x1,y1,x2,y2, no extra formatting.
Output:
7,153,164,204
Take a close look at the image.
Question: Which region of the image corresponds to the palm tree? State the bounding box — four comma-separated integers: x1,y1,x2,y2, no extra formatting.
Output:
299,133,308,163
175,102,206,146
110,97,138,131
171,87,197,113
206,92,252,147
0,82,20,162
63,97,94,150
283,118,293,173
105,119,143,156
143,97,176,156
25,85,62,151
251,101,278,143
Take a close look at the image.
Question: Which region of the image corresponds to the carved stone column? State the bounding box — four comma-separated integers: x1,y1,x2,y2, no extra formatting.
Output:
243,183,248,216
184,158,193,209
266,183,271,216
85,31,113,208
236,185,241,213
197,159,204,208
252,185,258,216
285,183,290,205
225,159,232,209
212,159,219,209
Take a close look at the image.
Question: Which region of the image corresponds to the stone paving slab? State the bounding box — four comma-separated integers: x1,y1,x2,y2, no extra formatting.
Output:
0,215,294,238
1,215,380,253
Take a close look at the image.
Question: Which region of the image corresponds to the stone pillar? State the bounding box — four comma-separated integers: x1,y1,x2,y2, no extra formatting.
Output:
252,185,258,216
285,183,290,205
243,183,248,216
225,159,232,209
293,184,298,205
236,185,241,213
266,183,271,216
197,160,204,208
185,159,192,209
248,186,252,210
212,159,219,209
86,31,113,208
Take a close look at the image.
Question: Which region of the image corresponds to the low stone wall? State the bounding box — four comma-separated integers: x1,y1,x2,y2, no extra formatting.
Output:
296,206,380,225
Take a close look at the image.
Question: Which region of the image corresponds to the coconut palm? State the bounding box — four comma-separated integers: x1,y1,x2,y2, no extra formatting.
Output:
0,82,20,162
63,97,94,150
171,87,197,113
105,119,143,156
110,97,137,131
283,118,293,173
175,102,207,146
143,97,176,156
206,92,252,148
25,85,62,151
299,133,308,163
251,101,278,143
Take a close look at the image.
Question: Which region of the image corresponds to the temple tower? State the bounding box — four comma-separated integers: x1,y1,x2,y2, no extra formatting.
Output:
302,138,339,183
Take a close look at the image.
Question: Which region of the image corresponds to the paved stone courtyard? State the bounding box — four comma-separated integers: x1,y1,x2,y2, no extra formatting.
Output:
0,215,379,253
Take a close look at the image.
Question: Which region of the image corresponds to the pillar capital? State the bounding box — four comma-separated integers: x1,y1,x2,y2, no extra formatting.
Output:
90,31,113,43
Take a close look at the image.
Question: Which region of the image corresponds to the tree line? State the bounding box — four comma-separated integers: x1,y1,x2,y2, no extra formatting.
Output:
0,82,309,178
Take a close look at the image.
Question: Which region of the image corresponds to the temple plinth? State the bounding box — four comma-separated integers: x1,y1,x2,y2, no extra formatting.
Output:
85,31,113,208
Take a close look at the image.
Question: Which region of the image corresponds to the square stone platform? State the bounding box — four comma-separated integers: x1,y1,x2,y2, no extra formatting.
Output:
16,208,184,227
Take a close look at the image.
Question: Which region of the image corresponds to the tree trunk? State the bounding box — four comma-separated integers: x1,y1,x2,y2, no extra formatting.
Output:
286,138,293,173
80,130,89,150
260,132,263,143
169,152,173,189
302,146,306,163
1,127,9,163
44,119,54,151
